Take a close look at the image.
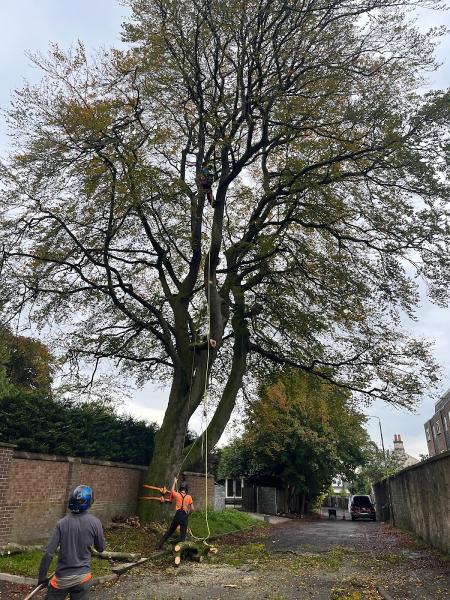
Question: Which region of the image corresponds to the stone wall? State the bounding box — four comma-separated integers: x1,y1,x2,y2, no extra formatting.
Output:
373,450,450,554
214,483,226,511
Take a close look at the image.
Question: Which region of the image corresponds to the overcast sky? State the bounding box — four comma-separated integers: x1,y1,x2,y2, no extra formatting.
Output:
0,1,449,457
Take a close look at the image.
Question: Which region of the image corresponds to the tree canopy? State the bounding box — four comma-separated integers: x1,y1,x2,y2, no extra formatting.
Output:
1,0,449,519
218,371,368,503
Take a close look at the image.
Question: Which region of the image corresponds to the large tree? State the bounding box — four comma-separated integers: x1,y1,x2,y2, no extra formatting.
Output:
1,0,449,520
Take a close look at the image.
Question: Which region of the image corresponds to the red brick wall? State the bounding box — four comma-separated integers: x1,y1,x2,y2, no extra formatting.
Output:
0,443,16,548
182,471,215,511
77,463,144,524
0,447,216,548
0,450,146,546
7,456,69,544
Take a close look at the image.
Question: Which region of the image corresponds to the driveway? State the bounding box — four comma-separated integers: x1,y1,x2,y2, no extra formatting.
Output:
2,517,448,599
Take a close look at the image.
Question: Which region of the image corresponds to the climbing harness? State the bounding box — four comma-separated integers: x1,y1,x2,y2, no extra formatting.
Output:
139,484,172,503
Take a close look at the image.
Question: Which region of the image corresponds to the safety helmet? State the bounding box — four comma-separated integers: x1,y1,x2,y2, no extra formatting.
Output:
68,485,94,513
179,481,188,493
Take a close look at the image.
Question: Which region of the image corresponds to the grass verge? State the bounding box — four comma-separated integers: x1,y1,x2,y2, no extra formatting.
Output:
0,551,111,579
189,509,262,538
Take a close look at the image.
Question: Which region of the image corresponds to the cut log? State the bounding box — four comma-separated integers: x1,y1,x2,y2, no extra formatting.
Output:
174,541,201,553
91,549,141,561
174,555,181,566
1,544,44,556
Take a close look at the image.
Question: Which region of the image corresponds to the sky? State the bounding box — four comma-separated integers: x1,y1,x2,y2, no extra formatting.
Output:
0,1,449,458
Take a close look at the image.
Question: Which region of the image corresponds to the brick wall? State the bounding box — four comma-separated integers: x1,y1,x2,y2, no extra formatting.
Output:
0,443,16,548
0,448,216,547
182,471,215,511
0,449,146,546
373,450,450,554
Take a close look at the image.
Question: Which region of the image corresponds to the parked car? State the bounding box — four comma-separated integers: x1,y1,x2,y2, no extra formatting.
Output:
348,495,376,521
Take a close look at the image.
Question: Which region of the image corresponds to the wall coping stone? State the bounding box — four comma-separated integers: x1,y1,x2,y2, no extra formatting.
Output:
182,471,214,478
0,442,17,449
12,450,147,471
376,448,450,484
391,448,450,476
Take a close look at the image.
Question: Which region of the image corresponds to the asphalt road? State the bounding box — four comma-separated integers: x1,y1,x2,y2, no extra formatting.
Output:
266,518,385,553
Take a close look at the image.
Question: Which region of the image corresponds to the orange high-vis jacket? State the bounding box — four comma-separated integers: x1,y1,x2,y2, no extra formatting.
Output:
170,491,193,512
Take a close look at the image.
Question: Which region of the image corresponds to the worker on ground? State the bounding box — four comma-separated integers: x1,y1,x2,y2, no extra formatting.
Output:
157,477,194,548
37,485,105,600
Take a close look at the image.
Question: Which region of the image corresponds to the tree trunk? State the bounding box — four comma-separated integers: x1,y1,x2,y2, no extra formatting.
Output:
138,371,191,522
138,308,248,523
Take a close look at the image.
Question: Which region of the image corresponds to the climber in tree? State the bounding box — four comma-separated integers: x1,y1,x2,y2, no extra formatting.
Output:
156,477,194,548
197,162,216,207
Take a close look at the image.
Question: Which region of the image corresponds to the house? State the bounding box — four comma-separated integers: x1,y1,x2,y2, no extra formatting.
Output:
331,476,349,495
392,434,419,469
424,390,450,457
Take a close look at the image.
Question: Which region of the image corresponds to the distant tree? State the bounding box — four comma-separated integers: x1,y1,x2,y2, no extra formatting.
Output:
0,327,53,392
218,371,368,510
1,0,449,521
217,439,251,481
348,441,406,494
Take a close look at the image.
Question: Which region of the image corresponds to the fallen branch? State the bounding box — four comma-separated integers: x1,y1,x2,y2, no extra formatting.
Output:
111,550,165,575
91,549,141,561
1,544,43,556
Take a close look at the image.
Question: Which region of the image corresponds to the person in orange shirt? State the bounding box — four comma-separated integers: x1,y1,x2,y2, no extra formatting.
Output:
157,477,194,548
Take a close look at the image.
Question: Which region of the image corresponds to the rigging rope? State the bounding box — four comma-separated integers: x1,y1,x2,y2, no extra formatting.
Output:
175,189,214,542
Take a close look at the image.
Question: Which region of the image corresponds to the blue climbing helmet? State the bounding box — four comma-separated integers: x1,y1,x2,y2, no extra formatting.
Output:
68,485,94,513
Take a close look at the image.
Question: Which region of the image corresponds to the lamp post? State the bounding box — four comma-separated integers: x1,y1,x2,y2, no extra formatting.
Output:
367,415,395,525
367,415,388,476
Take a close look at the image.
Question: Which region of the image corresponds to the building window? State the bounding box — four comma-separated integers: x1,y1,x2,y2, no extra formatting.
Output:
436,420,441,434
426,427,431,441
444,416,449,431
226,478,243,498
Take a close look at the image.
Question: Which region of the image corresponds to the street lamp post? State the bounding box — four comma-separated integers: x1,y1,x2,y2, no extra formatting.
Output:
367,415,395,525
368,415,388,475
